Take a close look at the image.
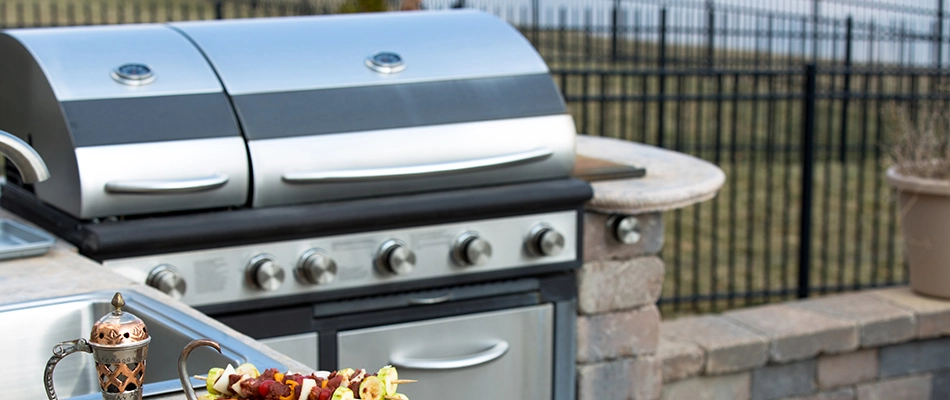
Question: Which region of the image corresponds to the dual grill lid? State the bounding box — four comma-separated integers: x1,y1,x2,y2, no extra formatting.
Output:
0,10,577,219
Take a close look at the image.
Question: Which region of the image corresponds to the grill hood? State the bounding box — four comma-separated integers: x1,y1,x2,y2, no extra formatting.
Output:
0,10,576,219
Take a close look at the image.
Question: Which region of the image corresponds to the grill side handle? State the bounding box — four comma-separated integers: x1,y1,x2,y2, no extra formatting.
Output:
0,129,50,184
281,148,553,184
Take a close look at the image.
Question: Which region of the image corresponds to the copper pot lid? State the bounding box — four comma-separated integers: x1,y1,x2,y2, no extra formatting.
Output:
89,292,149,346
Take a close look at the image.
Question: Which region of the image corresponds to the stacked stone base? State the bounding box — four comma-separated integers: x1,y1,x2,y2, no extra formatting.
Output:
659,288,950,400
576,212,665,400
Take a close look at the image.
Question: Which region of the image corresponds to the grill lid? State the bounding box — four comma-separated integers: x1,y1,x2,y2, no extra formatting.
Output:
172,10,577,208
0,11,577,218
0,24,250,219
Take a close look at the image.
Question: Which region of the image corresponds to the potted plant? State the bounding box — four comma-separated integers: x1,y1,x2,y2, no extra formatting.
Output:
887,108,950,299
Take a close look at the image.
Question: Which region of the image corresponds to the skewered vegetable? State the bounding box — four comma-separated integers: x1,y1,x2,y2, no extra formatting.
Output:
196,363,413,400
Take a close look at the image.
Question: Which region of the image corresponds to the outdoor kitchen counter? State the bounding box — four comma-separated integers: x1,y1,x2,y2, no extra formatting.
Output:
0,208,312,400
576,135,726,213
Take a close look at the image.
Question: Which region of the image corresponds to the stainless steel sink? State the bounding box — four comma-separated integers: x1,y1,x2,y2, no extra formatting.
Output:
1,290,284,399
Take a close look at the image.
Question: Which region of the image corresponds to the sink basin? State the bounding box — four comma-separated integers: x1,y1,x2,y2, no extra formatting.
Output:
1,290,285,399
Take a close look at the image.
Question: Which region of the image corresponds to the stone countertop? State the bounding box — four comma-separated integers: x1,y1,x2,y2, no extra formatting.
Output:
0,208,310,400
576,135,726,214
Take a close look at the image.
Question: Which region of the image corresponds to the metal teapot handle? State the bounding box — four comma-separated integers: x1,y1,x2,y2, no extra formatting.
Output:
44,339,93,400
178,339,222,400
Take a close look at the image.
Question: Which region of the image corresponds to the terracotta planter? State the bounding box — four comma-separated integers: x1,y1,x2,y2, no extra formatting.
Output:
887,166,950,299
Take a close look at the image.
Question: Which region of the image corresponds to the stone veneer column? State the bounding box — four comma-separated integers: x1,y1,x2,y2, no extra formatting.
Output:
574,135,725,400
576,211,666,400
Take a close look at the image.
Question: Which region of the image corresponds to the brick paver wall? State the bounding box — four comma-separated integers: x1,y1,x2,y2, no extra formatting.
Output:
660,289,950,400
580,210,950,400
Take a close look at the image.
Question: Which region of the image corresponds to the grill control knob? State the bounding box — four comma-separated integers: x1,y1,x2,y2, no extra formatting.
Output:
296,249,337,285
376,240,416,276
247,254,285,291
453,232,492,266
608,214,642,244
527,224,566,256
146,264,186,300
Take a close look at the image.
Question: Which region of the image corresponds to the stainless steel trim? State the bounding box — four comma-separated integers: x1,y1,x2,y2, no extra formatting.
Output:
282,148,552,183
105,174,229,194
390,341,509,370
0,129,50,183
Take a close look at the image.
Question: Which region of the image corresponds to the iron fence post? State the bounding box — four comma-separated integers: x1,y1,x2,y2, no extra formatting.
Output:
812,0,820,62
839,16,853,163
706,0,715,68
612,0,620,62
799,64,817,299
938,0,944,68
215,0,223,20
659,8,667,68
532,0,539,45
657,8,667,148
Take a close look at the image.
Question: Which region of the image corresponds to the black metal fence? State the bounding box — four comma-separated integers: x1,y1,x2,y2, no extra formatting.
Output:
2,0,948,314
542,1,950,314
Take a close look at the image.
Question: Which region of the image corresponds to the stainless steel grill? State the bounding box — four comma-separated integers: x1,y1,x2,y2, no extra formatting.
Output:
0,10,576,218
0,10,590,400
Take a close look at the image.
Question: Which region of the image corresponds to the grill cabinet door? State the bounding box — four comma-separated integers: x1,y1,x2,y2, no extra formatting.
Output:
338,304,553,400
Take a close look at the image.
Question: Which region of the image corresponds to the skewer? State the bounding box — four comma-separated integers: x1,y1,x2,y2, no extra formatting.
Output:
191,374,416,387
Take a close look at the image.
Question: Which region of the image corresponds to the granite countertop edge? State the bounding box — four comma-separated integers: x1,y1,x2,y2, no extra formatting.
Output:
577,135,726,214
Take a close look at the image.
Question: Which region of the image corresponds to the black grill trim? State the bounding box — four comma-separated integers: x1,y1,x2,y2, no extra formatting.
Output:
1,178,592,261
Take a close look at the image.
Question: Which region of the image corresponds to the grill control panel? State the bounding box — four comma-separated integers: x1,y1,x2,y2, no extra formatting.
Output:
104,210,578,307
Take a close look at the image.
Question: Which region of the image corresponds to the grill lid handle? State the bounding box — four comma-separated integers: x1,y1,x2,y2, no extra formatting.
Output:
104,174,229,194
0,129,50,184
282,148,553,183
389,341,509,370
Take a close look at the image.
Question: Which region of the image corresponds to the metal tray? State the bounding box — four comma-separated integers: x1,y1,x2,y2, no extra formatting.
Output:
0,219,54,260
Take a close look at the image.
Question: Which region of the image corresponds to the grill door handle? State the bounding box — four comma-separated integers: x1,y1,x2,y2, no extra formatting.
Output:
282,148,553,183
105,174,229,194
389,341,509,370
